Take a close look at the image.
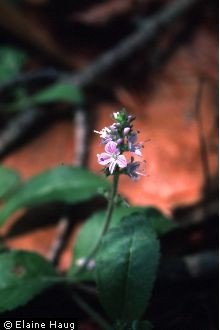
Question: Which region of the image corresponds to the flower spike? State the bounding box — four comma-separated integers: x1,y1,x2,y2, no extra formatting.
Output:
95,109,146,178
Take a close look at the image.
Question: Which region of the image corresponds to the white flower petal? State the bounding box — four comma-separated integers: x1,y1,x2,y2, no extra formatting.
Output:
117,155,127,168
135,149,142,157
109,160,117,174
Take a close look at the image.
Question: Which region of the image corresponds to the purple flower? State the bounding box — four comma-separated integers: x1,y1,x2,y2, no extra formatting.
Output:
95,110,146,179
117,138,123,145
110,124,117,132
128,133,137,144
130,144,143,157
123,127,130,135
128,115,135,123
126,157,146,181
128,133,143,157
94,125,121,144
94,127,113,144
97,141,127,174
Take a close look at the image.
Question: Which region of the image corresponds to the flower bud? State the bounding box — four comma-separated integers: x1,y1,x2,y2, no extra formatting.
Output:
110,124,117,132
123,127,130,135
117,138,123,145
113,112,120,119
128,115,135,122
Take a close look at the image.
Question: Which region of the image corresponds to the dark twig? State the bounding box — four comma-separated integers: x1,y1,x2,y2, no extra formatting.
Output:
73,107,90,167
174,196,218,228
183,251,218,278
158,250,218,283
194,79,211,191
47,217,70,264
74,282,98,296
0,108,43,157
48,106,90,264
0,68,63,94
0,0,198,158
0,0,198,93
65,0,198,87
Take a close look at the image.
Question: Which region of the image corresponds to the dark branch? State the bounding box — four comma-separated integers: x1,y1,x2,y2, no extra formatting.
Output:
0,0,198,92
158,250,218,283
0,0,198,158
194,79,212,191
0,68,63,93
66,0,198,87
48,106,90,265
0,108,43,157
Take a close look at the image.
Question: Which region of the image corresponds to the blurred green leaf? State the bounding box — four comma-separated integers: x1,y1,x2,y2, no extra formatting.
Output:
96,212,160,323
0,166,109,226
0,46,27,83
0,166,21,199
30,82,84,106
0,250,58,312
13,82,84,111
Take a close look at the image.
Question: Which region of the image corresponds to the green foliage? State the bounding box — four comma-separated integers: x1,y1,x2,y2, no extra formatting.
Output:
3,80,83,112
95,213,160,323
30,82,84,105
0,166,109,226
15,83,84,110
68,207,143,281
69,206,174,281
0,46,27,83
0,250,58,312
12,83,83,110
0,166,21,199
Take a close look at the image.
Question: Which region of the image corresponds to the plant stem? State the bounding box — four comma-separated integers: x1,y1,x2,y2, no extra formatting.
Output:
72,292,112,330
76,172,119,274
92,171,119,254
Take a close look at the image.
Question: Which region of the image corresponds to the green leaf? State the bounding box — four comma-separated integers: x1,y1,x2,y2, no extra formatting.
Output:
96,213,160,323
0,250,58,312
0,46,27,83
69,206,174,281
31,83,84,105
0,166,109,226
69,206,173,282
0,166,21,199
14,83,84,110
145,207,177,236
69,207,143,281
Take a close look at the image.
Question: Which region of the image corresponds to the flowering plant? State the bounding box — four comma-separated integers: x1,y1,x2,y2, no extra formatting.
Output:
95,109,145,180
0,109,174,330
70,109,161,330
